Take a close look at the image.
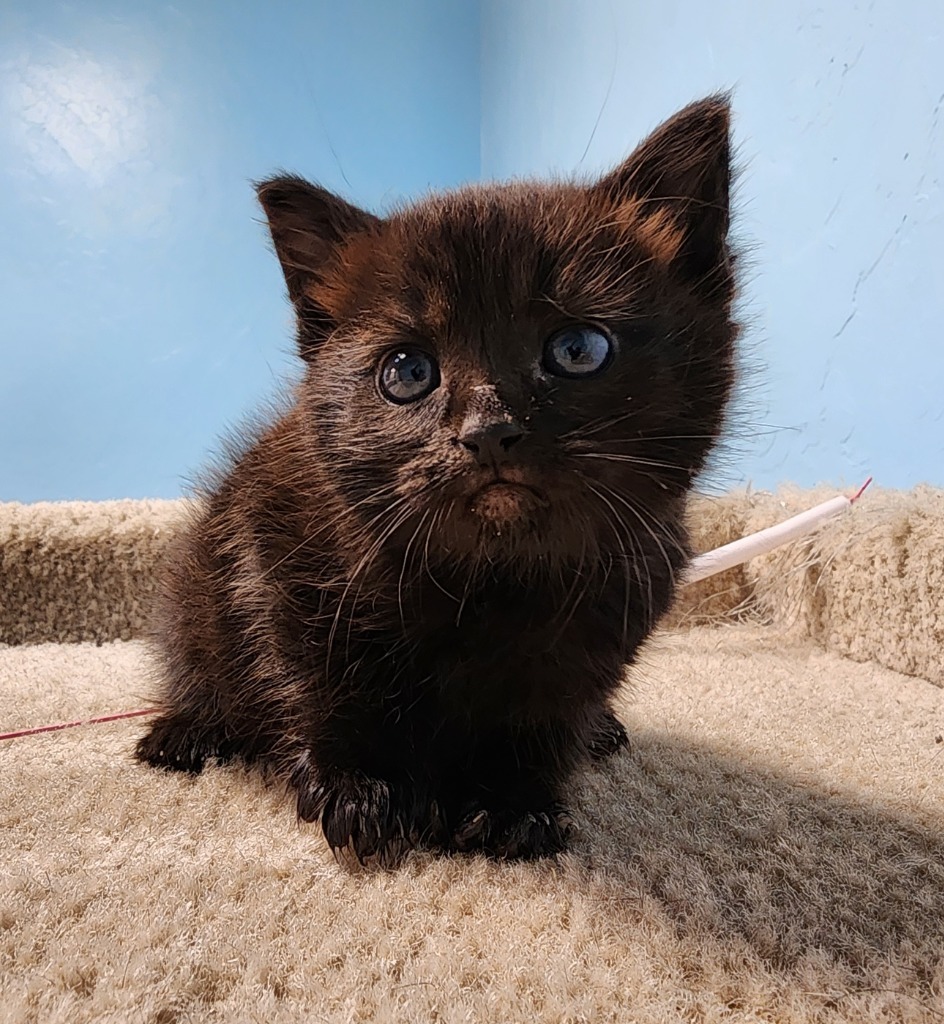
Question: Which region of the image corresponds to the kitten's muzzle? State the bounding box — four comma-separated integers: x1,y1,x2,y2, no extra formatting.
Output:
469,481,546,525
456,420,525,468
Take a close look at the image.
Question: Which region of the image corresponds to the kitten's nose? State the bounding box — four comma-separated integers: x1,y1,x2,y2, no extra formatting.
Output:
457,420,525,466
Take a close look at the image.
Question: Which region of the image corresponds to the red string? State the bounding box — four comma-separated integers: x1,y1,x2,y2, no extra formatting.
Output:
850,476,873,503
0,708,156,742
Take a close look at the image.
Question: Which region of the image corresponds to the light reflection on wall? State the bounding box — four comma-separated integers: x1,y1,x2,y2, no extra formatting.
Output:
2,40,182,237
0,1,479,501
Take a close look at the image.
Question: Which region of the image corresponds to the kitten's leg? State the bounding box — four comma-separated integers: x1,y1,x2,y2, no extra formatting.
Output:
587,706,629,762
446,724,578,860
449,710,625,858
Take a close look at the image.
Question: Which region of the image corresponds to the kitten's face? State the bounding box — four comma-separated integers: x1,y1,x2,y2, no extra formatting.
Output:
258,97,737,568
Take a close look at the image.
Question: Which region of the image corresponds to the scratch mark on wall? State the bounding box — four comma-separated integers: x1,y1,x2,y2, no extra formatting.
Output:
929,92,944,145
851,213,908,303
824,193,843,225
841,44,866,78
833,310,856,339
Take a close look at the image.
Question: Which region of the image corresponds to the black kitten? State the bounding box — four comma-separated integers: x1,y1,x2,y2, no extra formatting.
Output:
136,96,739,865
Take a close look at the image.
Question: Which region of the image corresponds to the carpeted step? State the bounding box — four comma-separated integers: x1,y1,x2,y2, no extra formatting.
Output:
2,626,941,1023
1,487,941,685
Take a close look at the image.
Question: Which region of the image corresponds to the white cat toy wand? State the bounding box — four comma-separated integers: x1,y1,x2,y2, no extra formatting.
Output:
0,478,873,742
684,477,872,585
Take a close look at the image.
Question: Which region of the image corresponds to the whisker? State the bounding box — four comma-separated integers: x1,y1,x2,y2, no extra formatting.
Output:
582,481,636,647
397,508,431,630
422,505,458,601
548,533,591,635
593,478,682,595
560,409,639,440
257,482,400,580
568,451,681,472
324,495,415,678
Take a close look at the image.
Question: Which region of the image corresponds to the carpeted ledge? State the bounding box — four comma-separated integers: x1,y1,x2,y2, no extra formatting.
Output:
0,498,189,647
1,486,943,1023
2,486,941,684
673,485,944,687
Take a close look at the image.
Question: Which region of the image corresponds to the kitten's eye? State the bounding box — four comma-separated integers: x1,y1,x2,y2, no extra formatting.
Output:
378,348,440,404
543,326,613,378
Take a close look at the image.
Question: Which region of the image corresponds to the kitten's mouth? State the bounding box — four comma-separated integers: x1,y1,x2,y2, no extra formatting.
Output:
468,480,547,526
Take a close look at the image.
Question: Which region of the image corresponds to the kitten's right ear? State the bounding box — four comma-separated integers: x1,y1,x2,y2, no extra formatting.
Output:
593,95,733,292
255,175,380,347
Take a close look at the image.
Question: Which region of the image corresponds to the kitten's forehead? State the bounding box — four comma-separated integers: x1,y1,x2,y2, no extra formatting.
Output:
318,179,685,357
374,183,680,336
396,182,572,244
390,185,564,317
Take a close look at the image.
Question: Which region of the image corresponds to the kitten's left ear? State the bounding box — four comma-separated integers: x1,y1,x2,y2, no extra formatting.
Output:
594,94,733,288
256,175,381,351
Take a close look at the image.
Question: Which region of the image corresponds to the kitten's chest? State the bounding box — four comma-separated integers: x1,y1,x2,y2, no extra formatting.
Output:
392,571,627,714
287,556,631,716
413,570,579,644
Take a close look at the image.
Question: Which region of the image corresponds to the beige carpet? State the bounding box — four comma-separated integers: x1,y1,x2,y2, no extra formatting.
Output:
2,488,943,1023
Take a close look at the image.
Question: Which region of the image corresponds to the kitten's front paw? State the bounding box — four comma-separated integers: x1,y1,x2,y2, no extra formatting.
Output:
135,714,232,774
451,802,575,860
294,760,427,868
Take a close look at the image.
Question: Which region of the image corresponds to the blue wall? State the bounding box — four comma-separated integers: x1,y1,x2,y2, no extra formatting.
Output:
482,0,944,491
3,1,942,499
1,0,479,501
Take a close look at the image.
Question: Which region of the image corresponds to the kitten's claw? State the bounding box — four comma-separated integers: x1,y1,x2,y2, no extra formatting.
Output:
293,762,423,868
450,803,574,860
588,709,629,762
453,809,490,850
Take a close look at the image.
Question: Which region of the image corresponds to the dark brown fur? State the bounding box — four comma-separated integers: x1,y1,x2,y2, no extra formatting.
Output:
136,96,739,865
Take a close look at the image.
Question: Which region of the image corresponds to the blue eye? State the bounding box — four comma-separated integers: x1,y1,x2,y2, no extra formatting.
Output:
378,349,440,404
543,326,613,378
